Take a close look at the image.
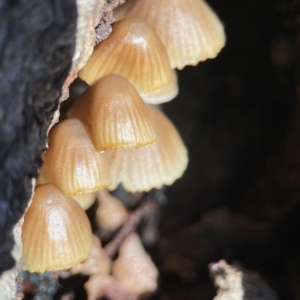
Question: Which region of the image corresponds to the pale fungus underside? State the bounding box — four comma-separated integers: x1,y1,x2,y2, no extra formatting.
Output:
18,1,225,297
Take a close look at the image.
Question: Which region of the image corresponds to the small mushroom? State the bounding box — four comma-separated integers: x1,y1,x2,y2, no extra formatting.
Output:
114,0,226,69
22,184,93,273
78,17,173,99
68,75,156,151
107,105,188,192
37,118,111,196
96,189,128,231
112,233,158,296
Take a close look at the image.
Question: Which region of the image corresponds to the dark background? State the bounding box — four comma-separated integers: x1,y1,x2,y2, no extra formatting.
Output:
151,0,300,299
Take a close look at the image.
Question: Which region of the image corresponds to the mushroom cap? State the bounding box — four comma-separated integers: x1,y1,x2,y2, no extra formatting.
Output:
38,118,111,196
68,75,156,151
22,184,93,273
96,189,128,231
107,105,188,192
112,233,158,295
142,69,179,104
78,17,173,96
114,0,226,69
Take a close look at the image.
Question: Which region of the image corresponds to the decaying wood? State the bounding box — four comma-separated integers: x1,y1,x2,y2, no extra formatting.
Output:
210,260,279,300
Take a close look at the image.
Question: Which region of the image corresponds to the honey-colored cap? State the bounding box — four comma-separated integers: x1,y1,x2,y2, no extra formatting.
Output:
107,106,188,192
22,184,93,273
68,75,156,151
38,119,111,196
114,0,226,69
78,17,173,96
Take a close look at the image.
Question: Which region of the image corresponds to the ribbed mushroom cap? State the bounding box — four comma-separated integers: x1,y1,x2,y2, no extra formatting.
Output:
112,233,158,295
68,75,156,151
142,69,179,105
38,119,111,196
78,17,173,96
114,0,226,70
107,106,188,192
96,189,128,231
22,184,93,273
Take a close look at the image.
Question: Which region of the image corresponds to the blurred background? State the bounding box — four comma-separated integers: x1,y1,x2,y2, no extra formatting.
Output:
149,0,300,299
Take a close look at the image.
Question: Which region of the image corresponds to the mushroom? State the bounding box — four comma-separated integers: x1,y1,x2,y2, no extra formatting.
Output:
114,0,226,69
112,233,158,296
78,17,175,102
68,74,156,151
107,105,188,192
37,118,111,197
96,189,128,231
22,184,93,273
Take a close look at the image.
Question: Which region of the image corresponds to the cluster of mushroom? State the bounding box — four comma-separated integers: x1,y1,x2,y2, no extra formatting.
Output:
21,0,225,296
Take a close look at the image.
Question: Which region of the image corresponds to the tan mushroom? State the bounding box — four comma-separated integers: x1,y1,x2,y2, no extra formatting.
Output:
22,184,93,273
107,105,188,192
114,0,226,69
68,75,156,151
78,17,174,100
37,118,111,197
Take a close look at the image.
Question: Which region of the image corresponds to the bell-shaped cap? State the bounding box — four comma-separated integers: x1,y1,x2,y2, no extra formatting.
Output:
78,17,173,97
107,106,188,192
22,184,93,273
68,75,156,151
112,233,158,295
114,0,226,69
38,119,111,196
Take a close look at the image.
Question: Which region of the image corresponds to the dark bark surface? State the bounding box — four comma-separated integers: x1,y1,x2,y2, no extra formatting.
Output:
0,0,77,274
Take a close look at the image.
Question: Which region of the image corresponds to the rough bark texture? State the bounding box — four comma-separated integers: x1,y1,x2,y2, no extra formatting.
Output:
210,260,278,300
0,0,77,274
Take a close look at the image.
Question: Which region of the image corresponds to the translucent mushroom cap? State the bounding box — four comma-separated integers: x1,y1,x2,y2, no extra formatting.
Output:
114,0,226,69
68,75,156,151
107,105,188,192
22,184,93,273
38,119,111,196
78,17,173,97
